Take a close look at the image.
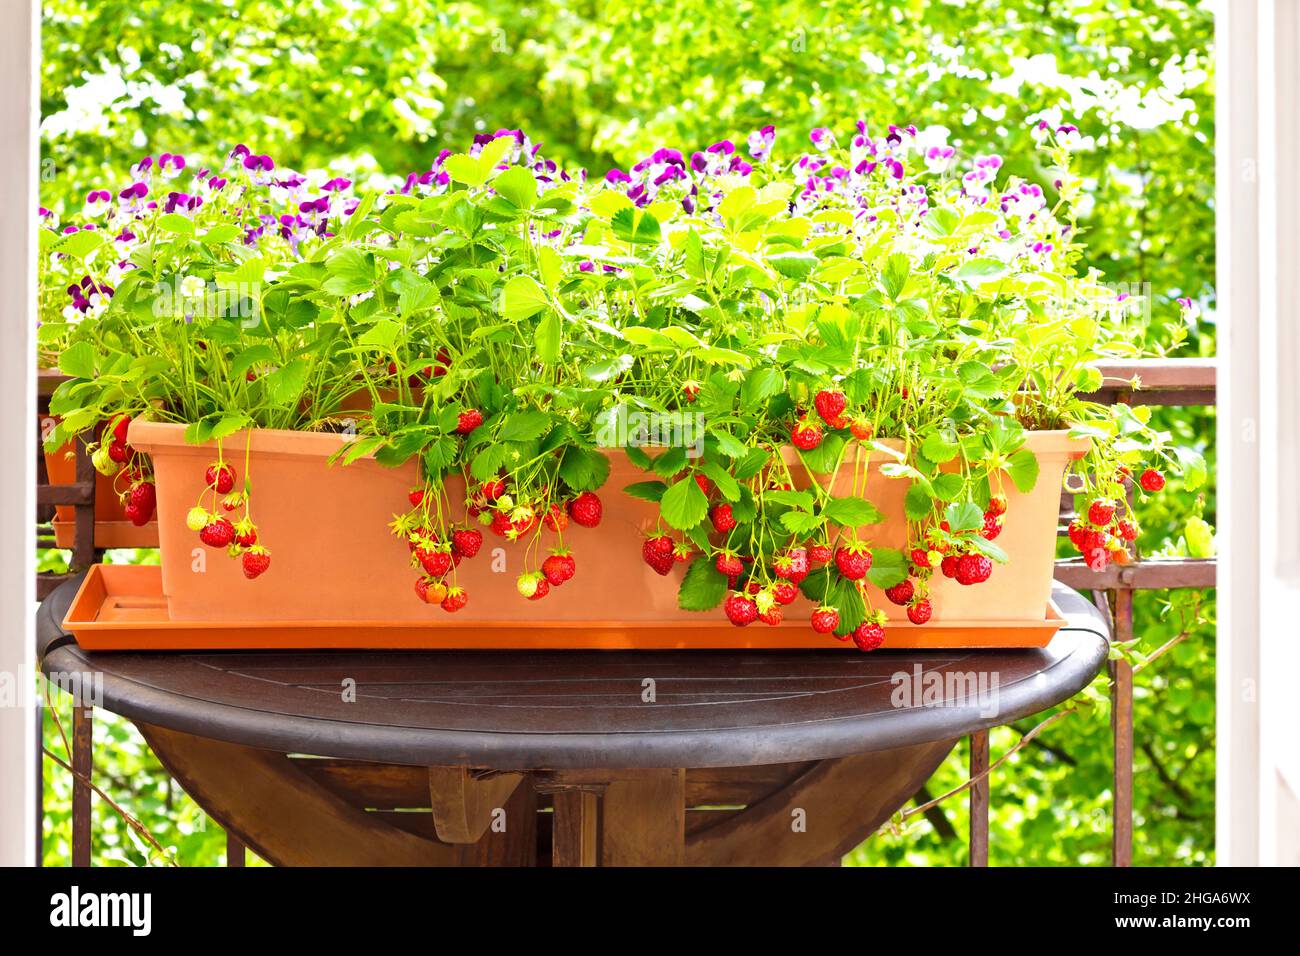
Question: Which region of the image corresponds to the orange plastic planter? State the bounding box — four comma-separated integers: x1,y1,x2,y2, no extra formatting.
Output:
127,420,1087,635
40,414,158,550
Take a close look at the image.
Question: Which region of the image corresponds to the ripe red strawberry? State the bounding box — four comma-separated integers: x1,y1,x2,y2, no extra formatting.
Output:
1087,498,1117,526
542,551,577,586
543,503,568,532
834,544,872,580
1139,468,1165,492
128,480,156,514
982,513,1003,540
941,554,960,578
723,593,759,627
785,547,810,579
409,487,425,507
456,408,484,434
772,580,799,605
568,491,603,528
124,503,147,526
528,578,551,600
417,546,453,578
205,463,236,494
852,622,886,652
694,474,714,496
481,479,506,502
987,492,1008,516
108,440,130,464
682,381,700,402
710,504,737,533
432,347,451,377
1078,530,1112,569
907,599,932,625
1116,520,1138,542
489,510,514,537
955,554,993,586
1067,520,1087,549
441,587,468,612
771,547,809,584
715,550,744,577
808,543,832,564
111,414,131,443
884,580,915,605
643,535,676,575
234,522,258,548
241,546,271,579
811,606,840,634
813,389,847,426
758,605,783,626
791,418,823,451
849,417,873,441
199,517,235,548
910,547,931,569
451,528,483,557
673,543,694,563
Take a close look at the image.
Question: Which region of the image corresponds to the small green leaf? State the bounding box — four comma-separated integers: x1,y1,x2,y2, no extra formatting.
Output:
678,557,729,611
623,480,668,503
660,475,709,530
265,359,309,407
535,311,562,364
955,258,1008,283
1005,449,1040,493
944,502,985,533
780,511,825,535
58,342,96,379
904,482,933,521
821,496,884,527
700,460,740,502
866,547,909,588
501,275,549,321
492,165,538,210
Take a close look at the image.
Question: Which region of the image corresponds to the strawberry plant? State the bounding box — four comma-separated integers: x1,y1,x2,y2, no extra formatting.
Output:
39,121,1205,646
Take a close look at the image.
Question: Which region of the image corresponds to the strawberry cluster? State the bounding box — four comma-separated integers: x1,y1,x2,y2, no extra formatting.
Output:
398,474,606,610
1066,467,1162,569
90,415,157,527
787,388,874,452
186,458,271,579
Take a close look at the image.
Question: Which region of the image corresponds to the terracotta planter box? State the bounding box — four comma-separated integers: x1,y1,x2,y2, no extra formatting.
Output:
127,420,1086,643
41,415,158,550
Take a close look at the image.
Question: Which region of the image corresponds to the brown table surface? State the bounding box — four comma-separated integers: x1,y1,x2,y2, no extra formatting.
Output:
38,578,1108,770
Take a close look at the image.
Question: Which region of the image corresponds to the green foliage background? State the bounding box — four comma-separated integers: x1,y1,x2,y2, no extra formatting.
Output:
39,0,1216,866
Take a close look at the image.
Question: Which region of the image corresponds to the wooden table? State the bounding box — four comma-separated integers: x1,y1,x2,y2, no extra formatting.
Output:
38,579,1108,866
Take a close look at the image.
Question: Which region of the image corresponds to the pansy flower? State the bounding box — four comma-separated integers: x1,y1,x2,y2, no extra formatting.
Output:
159,153,186,180
747,125,775,162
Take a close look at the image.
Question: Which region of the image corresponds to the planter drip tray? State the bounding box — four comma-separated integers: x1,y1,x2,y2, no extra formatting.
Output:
65,565,1066,652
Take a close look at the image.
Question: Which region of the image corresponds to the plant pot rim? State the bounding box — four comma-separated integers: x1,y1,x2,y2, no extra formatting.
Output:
128,418,1090,463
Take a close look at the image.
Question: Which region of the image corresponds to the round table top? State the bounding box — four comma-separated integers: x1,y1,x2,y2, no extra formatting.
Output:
38,577,1108,769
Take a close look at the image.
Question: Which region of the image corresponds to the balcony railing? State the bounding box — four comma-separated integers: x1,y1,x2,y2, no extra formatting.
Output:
34,358,1216,866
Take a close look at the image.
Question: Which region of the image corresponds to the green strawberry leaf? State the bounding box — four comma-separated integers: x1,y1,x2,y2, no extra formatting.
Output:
678,557,729,611
660,475,709,530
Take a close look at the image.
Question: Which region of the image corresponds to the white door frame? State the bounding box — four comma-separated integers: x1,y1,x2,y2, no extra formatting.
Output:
1217,0,1300,867
0,0,39,868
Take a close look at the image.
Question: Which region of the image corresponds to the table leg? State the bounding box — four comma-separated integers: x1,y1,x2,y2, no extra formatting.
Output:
551,790,599,867
71,705,92,867
968,731,989,867
600,769,685,866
